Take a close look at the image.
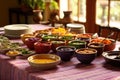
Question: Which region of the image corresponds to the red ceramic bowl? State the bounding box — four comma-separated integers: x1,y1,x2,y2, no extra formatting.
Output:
34,41,51,54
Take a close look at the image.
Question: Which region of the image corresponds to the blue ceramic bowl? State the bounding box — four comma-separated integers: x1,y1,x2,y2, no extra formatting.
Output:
56,46,76,61
75,48,97,64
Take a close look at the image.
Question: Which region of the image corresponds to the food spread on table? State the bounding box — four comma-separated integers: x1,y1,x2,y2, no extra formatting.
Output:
0,27,119,69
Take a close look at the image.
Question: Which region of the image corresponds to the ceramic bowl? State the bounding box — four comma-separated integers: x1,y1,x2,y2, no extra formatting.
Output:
20,33,35,44
68,40,86,49
60,35,75,41
28,54,61,70
102,51,120,66
91,38,116,51
104,39,116,51
24,37,40,50
51,40,66,53
34,41,51,54
75,48,97,64
88,42,105,56
56,46,76,61
41,35,58,41
76,33,92,44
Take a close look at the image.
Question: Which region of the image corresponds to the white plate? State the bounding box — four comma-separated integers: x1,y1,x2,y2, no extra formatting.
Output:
4,24,32,38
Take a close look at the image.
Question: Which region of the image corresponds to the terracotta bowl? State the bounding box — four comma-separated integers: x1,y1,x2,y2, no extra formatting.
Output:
104,39,116,51
91,38,116,51
88,42,105,56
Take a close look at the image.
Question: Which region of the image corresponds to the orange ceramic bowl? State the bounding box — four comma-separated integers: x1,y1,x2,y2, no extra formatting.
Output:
91,38,116,51
104,39,116,51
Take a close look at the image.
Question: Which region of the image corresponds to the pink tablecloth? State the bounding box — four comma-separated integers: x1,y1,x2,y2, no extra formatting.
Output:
0,24,120,80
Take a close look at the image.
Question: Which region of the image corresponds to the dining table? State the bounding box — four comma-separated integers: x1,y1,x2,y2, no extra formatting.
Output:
0,24,120,80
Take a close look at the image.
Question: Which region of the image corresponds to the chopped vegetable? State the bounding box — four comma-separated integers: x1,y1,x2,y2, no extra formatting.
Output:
91,38,112,45
18,48,32,54
6,50,20,56
0,36,21,50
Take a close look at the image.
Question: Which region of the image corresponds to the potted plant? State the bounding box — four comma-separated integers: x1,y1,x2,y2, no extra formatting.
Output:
48,0,59,25
20,0,59,23
21,0,45,12
21,0,59,11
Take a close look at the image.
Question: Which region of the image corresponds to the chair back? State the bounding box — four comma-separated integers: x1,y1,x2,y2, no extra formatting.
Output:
98,25,120,41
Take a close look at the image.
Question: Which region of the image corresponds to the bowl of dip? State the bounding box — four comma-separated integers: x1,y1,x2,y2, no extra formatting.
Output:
28,54,61,70
56,46,76,61
75,48,97,64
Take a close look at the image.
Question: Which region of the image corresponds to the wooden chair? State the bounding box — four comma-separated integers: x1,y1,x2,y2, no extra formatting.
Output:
98,25,120,41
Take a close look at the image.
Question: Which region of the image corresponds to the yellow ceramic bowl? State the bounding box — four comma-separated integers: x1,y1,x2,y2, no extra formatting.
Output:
28,54,61,70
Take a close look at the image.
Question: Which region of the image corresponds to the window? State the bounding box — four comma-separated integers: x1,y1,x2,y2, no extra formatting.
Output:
59,0,86,22
59,0,120,33
96,0,120,28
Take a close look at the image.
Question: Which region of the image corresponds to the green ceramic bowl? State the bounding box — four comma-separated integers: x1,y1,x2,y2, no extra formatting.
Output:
41,35,58,41
68,40,86,49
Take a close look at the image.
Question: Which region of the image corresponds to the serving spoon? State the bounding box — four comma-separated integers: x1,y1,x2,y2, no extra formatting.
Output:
101,32,114,42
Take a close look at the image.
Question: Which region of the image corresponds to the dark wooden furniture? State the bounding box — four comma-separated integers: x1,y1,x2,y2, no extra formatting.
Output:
98,25,120,41
9,8,33,24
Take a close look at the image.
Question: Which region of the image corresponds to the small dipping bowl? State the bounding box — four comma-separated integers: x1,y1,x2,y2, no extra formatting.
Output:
56,46,76,61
